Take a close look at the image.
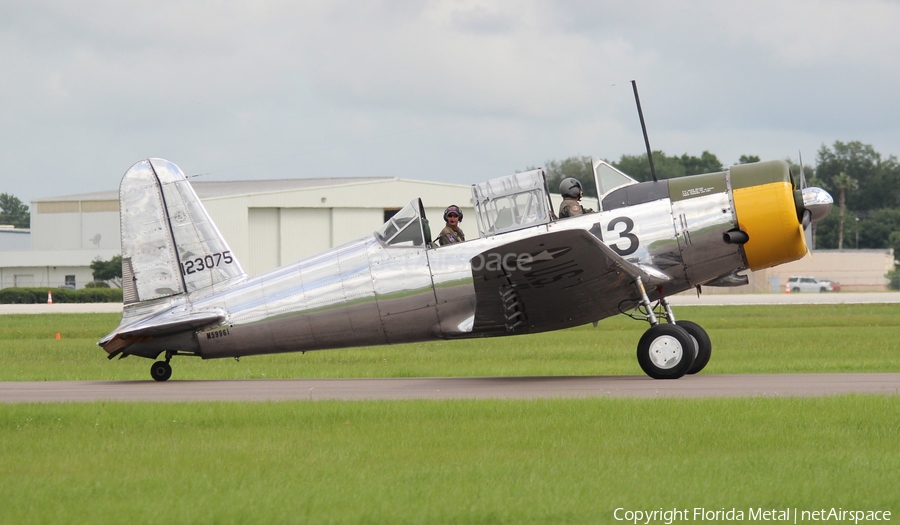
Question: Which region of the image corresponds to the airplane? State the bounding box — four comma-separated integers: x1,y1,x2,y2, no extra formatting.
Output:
99,156,833,381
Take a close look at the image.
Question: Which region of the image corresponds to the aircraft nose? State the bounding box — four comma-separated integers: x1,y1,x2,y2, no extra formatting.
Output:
802,187,833,223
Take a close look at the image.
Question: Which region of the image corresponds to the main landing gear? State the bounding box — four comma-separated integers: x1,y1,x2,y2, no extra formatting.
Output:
632,278,711,379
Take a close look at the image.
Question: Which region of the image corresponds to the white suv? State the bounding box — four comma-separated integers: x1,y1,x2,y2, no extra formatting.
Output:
787,276,839,293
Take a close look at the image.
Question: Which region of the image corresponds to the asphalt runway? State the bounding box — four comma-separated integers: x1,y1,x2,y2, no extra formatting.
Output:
2,374,899,403
2,294,899,403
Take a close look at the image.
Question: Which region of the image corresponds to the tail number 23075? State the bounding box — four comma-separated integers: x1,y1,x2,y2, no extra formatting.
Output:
182,251,234,275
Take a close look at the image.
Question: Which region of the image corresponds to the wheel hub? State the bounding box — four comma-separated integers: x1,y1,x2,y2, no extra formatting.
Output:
647,335,683,369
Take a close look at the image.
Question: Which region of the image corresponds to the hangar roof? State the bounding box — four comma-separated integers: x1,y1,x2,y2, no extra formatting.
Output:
33,177,467,202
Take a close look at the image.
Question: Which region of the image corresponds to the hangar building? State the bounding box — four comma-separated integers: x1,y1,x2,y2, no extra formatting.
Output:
0,177,483,289
5,173,885,293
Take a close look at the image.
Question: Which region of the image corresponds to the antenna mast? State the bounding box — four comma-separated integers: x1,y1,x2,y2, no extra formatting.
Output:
631,80,658,182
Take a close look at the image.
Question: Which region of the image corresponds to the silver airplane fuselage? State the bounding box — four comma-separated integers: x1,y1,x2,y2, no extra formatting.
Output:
100,158,831,379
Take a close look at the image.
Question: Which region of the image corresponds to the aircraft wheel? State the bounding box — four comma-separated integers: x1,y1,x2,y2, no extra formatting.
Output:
150,361,172,382
636,324,695,379
676,320,711,375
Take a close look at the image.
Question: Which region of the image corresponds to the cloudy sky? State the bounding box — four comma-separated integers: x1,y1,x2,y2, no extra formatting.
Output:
3,0,900,205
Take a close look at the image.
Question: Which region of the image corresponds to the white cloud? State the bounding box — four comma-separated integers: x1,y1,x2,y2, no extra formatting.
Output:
2,0,900,205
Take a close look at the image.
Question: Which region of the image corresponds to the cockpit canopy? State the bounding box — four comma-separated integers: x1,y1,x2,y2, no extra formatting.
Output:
374,160,642,246
470,168,554,237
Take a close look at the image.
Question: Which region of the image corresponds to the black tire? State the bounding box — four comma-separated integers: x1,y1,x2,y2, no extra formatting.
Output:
150,361,172,382
791,287,800,293
676,320,712,375
636,324,695,379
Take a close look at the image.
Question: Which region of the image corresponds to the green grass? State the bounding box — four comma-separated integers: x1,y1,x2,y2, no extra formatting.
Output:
2,306,899,523
1,397,898,525
2,304,900,380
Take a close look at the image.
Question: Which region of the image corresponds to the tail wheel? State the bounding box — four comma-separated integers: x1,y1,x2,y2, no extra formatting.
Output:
636,324,695,379
675,320,712,375
150,361,172,382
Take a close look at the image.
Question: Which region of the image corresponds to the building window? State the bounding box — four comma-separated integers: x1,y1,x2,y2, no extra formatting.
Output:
384,208,401,222
65,275,76,287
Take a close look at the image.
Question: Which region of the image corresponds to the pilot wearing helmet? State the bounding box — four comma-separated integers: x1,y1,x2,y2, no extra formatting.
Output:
438,205,466,246
558,177,595,218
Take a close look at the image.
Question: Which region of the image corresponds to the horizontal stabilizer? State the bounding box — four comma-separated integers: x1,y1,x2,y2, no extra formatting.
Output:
99,309,226,357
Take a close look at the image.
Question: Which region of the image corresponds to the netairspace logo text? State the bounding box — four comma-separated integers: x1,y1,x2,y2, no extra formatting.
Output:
613,507,892,524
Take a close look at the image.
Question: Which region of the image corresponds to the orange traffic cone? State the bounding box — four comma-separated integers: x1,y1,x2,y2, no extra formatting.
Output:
47,290,53,304
784,283,790,294
56,333,61,340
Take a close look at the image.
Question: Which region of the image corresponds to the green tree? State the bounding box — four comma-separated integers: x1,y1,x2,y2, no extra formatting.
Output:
532,151,727,198
540,156,596,197
831,172,859,250
856,208,900,249
737,155,760,164
90,255,123,288
815,141,900,212
612,151,724,182
0,193,30,228
809,141,900,250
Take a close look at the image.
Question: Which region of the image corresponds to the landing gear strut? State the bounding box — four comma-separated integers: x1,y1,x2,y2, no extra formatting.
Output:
632,278,712,379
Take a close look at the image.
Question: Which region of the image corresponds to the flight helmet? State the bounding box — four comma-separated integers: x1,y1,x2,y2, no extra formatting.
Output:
443,205,463,222
559,178,583,198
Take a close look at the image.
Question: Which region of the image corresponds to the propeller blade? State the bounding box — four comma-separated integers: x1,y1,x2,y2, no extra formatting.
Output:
802,210,813,254
799,151,807,189
797,151,816,254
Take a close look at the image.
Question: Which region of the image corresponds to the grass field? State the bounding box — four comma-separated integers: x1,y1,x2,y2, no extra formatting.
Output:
3,304,900,380
2,397,899,524
1,305,899,523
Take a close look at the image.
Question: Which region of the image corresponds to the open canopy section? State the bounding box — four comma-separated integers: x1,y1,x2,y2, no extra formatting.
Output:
375,199,428,247
471,168,553,237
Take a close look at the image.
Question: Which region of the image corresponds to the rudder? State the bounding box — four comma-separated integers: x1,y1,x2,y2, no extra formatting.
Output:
119,158,246,305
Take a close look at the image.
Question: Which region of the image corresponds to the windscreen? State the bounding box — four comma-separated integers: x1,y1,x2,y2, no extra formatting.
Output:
593,158,638,197
374,201,424,247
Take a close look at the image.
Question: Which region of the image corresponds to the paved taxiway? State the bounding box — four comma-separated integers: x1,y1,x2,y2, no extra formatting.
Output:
2,374,899,403
2,293,898,403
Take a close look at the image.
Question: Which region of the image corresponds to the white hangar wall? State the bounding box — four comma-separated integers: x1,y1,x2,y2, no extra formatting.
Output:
203,179,476,275
0,249,119,289
2,193,120,289
31,199,120,251
4,178,478,286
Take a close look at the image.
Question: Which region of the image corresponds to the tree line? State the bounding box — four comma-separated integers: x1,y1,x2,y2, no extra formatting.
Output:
0,193,29,229
537,140,900,257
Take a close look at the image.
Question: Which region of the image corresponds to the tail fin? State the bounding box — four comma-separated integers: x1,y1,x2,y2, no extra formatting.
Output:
119,158,246,305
